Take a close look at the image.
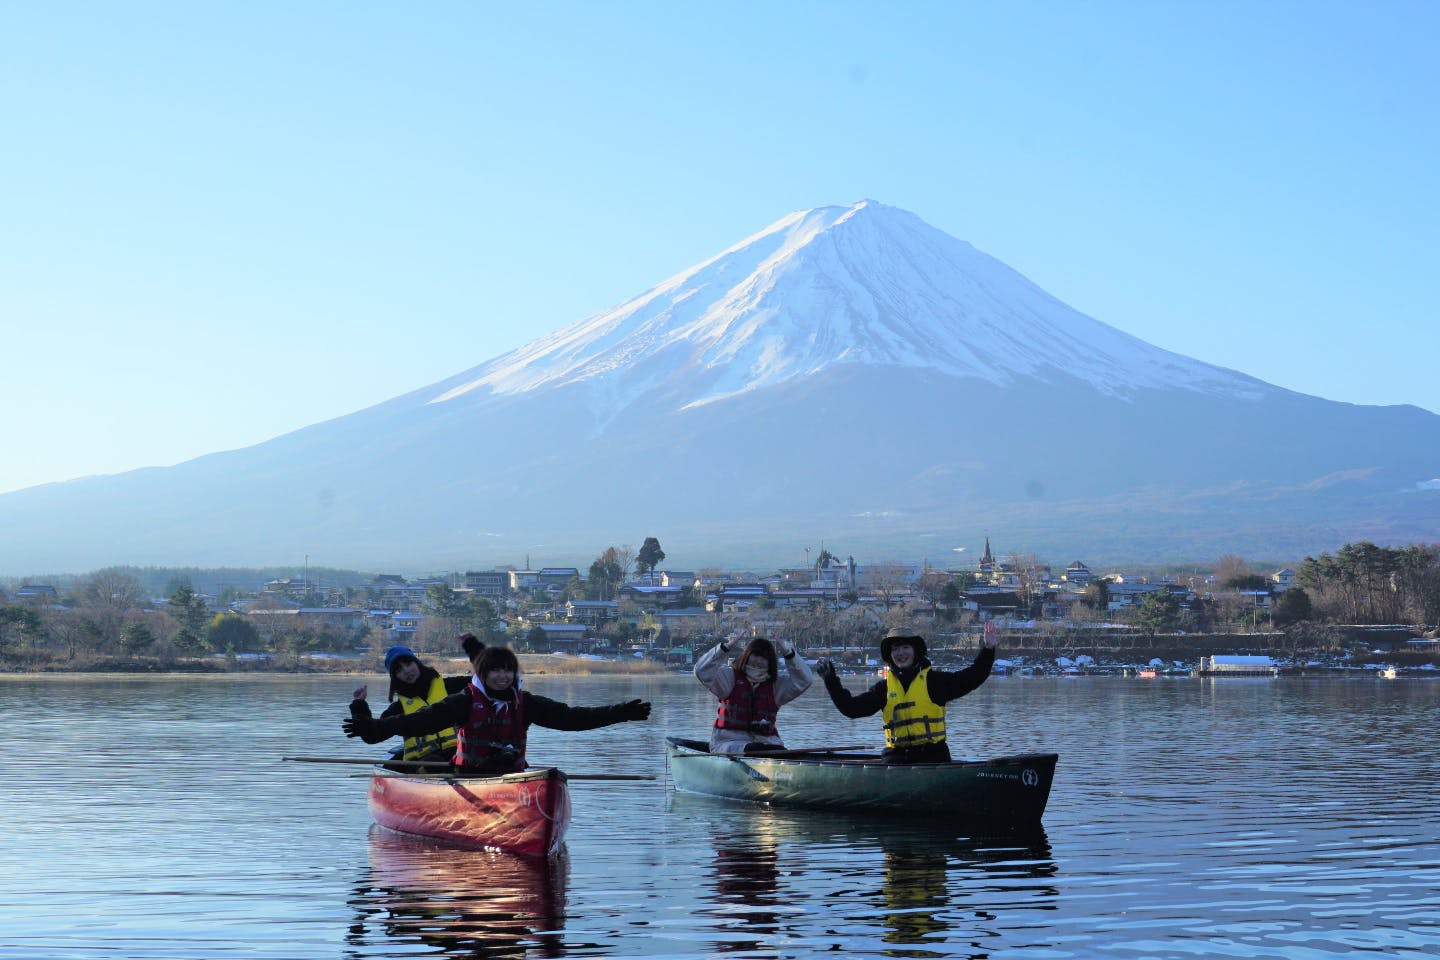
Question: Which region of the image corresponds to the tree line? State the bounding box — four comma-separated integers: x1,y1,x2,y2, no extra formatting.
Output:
3,538,1437,669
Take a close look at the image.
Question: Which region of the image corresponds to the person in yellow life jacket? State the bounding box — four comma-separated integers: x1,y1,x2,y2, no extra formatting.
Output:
694,635,814,754
347,638,478,763
814,621,998,764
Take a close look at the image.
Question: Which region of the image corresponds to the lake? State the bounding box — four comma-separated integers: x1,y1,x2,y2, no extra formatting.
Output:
1,671,1435,959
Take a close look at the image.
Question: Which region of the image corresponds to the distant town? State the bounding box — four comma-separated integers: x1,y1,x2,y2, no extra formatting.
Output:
2,537,1437,676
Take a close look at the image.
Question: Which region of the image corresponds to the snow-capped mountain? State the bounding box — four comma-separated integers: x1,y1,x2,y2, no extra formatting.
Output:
429,201,1271,418
2,201,1437,574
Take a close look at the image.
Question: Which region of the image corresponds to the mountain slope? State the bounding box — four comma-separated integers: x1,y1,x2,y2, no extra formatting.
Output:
3,201,1437,574
424,201,1275,417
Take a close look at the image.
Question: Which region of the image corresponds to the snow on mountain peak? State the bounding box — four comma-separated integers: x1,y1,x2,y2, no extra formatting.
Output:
429,200,1269,414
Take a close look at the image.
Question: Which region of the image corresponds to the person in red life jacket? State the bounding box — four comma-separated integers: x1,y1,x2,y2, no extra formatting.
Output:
347,637,482,764
814,621,999,764
694,635,814,754
343,642,652,773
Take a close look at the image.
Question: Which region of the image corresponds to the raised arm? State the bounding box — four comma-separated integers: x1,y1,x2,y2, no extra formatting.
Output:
775,639,814,704
813,660,887,718
693,640,736,699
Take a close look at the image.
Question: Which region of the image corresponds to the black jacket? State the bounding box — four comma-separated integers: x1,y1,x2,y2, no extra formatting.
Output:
349,674,471,724
368,684,639,740
820,646,996,719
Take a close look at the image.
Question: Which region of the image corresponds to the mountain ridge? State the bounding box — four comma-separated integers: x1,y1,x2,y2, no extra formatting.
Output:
423,201,1277,418
3,200,1437,574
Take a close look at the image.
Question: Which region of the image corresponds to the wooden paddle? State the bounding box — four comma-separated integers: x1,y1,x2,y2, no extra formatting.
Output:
281,756,655,780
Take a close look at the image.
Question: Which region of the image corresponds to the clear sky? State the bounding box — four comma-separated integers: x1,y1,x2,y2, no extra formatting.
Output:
2,1,1436,495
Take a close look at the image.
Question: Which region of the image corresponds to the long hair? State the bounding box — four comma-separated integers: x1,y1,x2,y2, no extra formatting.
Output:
387,655,441,702
734,637,778,684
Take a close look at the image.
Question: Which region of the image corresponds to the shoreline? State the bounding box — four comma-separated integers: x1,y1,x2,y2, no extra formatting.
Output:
0,652,672,678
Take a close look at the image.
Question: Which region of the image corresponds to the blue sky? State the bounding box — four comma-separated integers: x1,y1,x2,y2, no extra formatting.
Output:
3,1,1436,495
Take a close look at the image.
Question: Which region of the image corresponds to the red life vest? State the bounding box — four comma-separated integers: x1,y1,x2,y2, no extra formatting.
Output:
454,681,527,771
714,675,779,737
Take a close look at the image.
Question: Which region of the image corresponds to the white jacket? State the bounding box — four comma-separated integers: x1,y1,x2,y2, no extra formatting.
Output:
693,642,815,754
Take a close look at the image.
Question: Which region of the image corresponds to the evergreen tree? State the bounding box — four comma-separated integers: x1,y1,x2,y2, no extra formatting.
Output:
636,536,666,576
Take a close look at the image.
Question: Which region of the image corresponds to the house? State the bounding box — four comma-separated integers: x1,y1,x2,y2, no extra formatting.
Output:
1272,568,1297,591
766,588,834,608
390,611,424,638
658,607,713,630
528,623,590,650
1062,561,1093,585
508,570,542,591
14,584,59,603
618,583,684,607
659,571,695,589
537,568,580,588
262,577,314,601
364,575,429,611
566,599,619,624
964,591,1021,619
706,583,766,613
463,570,511,599
812,556,855,591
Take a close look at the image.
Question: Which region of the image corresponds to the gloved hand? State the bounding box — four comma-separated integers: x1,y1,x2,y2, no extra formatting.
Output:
342,715,386,744
814,659,835,679
618,698,652,721
348,698,373,721
486,741,522,768
776,638,795,658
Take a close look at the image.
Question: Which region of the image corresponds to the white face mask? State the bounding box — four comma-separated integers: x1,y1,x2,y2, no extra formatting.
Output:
743,660,771,684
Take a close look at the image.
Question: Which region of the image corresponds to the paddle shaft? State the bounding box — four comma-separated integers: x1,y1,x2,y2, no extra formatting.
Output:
281,756,655,780
670,744,875,759
283,756,447,770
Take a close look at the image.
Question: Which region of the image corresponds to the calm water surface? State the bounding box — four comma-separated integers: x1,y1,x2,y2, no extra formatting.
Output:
1,672,1435,959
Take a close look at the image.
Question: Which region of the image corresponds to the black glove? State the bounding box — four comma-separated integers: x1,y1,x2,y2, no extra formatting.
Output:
815,659,835,679
342,715,386,744
348,699,373,721
486,741,522,768
618,698,652,722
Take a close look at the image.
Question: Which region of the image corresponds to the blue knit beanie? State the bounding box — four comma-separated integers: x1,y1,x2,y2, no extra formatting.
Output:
384,645,416,673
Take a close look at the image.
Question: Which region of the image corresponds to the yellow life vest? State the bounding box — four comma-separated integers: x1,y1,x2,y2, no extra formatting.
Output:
396,674,458,760
881,667,947,750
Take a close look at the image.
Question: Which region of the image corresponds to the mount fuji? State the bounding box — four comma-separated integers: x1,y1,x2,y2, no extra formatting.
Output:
5,200,1439,574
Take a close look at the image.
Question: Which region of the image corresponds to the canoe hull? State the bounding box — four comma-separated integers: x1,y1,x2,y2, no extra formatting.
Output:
665,738,1056,827
368,766,571,858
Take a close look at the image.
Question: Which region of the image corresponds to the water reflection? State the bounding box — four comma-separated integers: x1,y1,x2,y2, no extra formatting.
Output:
709,815,785,953
347,827,567,958
682,795,1058,958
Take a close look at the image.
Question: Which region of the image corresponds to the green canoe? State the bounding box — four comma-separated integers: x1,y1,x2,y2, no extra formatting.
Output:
665,736,1057,826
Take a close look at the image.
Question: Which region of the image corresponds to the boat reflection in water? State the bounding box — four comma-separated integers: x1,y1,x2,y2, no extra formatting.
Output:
347,826,568,958
680,794,1057,956
708,814,786,953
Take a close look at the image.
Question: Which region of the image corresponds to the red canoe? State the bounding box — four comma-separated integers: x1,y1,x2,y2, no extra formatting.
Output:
368,766,572,858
